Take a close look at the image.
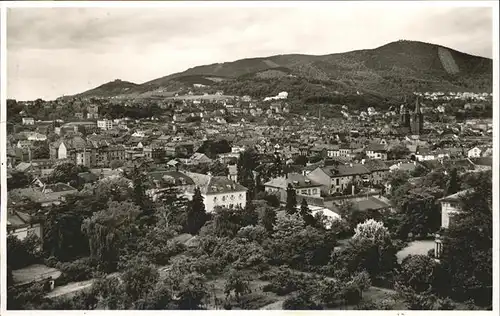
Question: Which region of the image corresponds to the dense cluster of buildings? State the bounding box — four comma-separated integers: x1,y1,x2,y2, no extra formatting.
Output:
6,90,493,248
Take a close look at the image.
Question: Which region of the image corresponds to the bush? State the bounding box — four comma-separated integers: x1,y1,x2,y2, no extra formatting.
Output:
262,268,318,296
341,284,362,305
427,248,436,258
283,291,322,310
317,279,342,307
56,257,97,285
392,239,408,252
143,240,187,265
355,298,394,310
44,256,59,268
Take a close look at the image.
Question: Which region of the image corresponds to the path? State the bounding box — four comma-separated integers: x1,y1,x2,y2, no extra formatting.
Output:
396,240,435,264
45,272,120,299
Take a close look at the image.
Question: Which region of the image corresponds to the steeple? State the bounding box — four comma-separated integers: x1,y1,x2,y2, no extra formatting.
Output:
415,96,421,114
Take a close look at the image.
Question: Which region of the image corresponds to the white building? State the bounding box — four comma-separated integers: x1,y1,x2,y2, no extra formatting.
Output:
97,119,114,131
184,172,248,213
58,142,68,159
467,147,482,158
22,117,35,125
439,189,471,228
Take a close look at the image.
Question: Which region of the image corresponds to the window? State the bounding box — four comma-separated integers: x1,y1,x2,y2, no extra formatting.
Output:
301,190,307,195
336,178,339,185
239,194,243,199
312,188,317,194
222,196,226,202
214,197,217,202
231,195,234,200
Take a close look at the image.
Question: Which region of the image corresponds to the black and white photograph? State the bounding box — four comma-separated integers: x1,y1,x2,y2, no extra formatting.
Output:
1,1,497,312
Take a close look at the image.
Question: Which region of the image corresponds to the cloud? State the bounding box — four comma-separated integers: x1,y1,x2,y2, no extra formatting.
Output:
7,5,493,100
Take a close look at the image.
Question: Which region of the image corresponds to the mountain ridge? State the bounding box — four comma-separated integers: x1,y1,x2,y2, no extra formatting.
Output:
73,40,492,101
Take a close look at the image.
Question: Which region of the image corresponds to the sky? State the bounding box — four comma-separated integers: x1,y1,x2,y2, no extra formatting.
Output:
6,3,494,101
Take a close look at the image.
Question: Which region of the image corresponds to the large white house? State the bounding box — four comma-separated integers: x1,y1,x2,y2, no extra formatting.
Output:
147,170,247,212
184,172,248,212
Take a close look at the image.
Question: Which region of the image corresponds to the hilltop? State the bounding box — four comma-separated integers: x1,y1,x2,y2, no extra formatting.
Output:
73,40,493,102
73,79,139,98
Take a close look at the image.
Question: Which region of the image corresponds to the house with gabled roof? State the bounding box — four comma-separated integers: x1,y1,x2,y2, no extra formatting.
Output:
264,172,323,204
365,143,388,160
9,183,78,207
307,163,371,195
7,210,43,241
184,172,247,212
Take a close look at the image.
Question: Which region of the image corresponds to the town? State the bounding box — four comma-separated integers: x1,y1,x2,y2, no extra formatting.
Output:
6,86,493,310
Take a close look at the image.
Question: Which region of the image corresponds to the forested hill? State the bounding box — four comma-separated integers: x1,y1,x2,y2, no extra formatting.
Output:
73,40,492,103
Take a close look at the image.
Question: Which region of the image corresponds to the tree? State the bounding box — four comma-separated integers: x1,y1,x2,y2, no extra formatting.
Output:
445,168,460,196
236,225,268,244
421,168,449,191
224,269,251,302
43,204,89,261
396,285,456,310
388,144,410,160
47,162,83,186
293,155,308,166
338,200,382,233
237,149,258,199
410,164,429,177
110,160,124,170
283,290,322,310
352,219,391,244
269,214,334,269
385,170,410,196
396,255,440,294
7,171,31,190
392,186,442,238
91,277,128,309
212,207,242,238
31,141,50,159
7,234,41,270
285,184,297,214
240,201,259,226
91,176,133,204
185,188,208,235
176,273,209,309
258,206,277,233
121,259,160,302
439,171,492,307
300,199,315,226
81,201,141,272
334,219,398,279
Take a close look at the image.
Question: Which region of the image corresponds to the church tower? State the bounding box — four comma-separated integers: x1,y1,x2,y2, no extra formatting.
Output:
400,104,410,128
411,96,424,135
